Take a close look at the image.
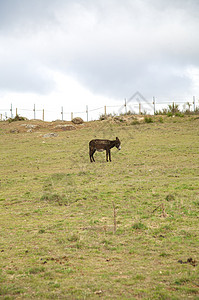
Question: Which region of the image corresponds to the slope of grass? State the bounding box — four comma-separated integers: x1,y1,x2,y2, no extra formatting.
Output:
0,116,199,299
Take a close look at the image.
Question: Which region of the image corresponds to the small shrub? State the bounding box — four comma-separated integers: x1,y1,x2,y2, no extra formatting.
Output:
40,193,62,202
155,108,168,115
144,116,153,123
40,192,68,205
65,268,74,274
134,274,145,280
132,222,148,230
126,110,134,116
101,239,112,245
67,234,79,242
175,112,184,117
28,267,45,274
166,194,175,201
99,114,106,120
8,115,27,123
174,278,190,285
99,113,114,120
159,252,170,257
167,112,173,117
119,110,135,116
131,120,140,125
193,200,199,207
168,103,180,114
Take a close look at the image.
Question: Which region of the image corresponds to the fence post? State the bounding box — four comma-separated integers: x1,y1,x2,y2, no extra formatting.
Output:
124,99,127,114
104,105,107,117
139,103,141,115
42,109,45,121
86,105,88,122
61,106,63,121
193,96,196,112
10,103,13,118
16,108,18,117
33,104,36,119
153,96,156,115
71,112,73,121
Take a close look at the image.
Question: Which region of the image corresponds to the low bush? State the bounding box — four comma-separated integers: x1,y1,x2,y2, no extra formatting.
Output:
8,114,27,123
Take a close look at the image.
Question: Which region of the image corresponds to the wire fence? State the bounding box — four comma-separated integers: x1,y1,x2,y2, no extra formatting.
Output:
0,96,198,122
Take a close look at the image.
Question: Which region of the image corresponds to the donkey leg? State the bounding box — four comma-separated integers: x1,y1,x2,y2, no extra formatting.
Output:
109,150,111,162
89,148,93,162
91,149,96,162
89,148,94,162
106,150,109,162
90,154,93,162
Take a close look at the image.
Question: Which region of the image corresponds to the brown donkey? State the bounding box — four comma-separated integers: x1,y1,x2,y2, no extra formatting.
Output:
89,137,121,162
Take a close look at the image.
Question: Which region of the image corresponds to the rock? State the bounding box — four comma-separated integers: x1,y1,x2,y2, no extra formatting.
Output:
20,124,39,129
43,133,58,138
54,125,76,131
72,117,84,124
10,129,19,133
25,124,39,129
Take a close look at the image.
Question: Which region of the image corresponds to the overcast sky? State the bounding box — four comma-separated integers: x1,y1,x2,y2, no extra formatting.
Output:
0,0,199,120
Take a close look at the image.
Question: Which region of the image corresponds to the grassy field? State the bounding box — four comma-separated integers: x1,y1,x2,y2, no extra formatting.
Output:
0,116,199,299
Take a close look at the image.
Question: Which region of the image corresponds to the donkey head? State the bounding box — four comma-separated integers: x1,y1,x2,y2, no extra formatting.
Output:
115,137,121,150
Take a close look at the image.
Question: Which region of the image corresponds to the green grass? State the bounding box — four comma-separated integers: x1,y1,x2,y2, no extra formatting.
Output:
0,116,199,299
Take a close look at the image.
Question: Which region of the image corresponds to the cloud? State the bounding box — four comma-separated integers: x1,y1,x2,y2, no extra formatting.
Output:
0,34,55,93
0,0,199,101
54,0,198,98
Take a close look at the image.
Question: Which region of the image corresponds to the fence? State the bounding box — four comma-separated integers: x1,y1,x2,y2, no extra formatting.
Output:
0,96,198,122
0,104,120,122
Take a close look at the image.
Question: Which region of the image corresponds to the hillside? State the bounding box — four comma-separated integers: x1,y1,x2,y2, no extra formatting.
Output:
0,116,199,299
